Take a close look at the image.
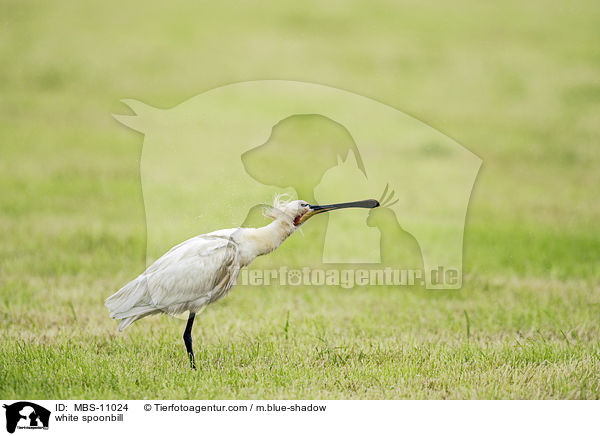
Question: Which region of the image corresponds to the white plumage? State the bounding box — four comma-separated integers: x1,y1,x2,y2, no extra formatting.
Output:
105,229,241,330
105,195,379,368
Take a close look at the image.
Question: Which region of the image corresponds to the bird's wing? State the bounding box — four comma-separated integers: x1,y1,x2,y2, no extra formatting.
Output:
135,232,241,312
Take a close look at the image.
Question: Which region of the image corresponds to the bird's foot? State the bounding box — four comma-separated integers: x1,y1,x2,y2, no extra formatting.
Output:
188,353,197,370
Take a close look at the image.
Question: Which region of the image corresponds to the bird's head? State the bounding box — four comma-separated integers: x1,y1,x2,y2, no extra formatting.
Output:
267,195,380,228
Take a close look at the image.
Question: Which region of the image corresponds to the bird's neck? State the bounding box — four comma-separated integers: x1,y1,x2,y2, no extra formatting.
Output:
239,219,295,264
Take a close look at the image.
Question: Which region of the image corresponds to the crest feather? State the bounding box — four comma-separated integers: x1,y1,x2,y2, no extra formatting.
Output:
262,193,295,220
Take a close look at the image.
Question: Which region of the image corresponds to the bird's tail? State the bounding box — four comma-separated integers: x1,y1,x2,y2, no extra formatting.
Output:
105,278,159,331
116,313,154,331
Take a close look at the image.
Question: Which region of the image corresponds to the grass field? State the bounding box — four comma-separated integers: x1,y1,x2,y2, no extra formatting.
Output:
1,0,599,399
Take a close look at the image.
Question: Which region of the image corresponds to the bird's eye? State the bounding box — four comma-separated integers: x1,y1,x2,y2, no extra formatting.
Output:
301,203,308,207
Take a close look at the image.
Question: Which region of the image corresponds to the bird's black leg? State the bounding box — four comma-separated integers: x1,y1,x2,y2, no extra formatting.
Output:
183,312,196,370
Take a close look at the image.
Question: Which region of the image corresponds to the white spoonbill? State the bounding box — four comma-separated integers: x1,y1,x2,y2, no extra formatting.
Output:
105,196,379,368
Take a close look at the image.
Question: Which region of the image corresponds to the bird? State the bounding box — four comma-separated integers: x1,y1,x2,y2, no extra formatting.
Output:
105,195,379,369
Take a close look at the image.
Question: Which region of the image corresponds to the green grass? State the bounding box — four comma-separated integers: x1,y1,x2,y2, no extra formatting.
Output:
1,0,599,399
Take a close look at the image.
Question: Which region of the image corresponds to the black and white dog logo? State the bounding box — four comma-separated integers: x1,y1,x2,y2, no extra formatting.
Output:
3,402,50,433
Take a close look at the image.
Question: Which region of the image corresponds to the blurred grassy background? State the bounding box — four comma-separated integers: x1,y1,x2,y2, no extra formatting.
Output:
1,0,599,398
